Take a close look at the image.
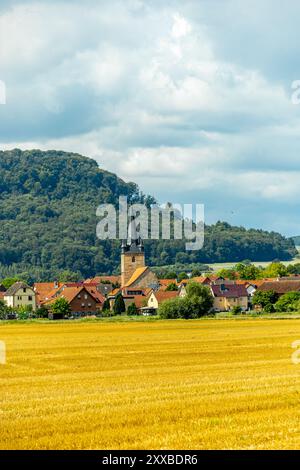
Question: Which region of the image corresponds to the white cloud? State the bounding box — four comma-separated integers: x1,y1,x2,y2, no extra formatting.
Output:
1,0,300,234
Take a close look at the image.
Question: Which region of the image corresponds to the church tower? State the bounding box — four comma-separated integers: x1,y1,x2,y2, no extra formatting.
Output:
121,219,145,287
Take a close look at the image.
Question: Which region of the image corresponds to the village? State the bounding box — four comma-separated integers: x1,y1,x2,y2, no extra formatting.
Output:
1,234,300,320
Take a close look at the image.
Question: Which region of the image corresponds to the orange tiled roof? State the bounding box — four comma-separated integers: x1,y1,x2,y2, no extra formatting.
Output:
34,282,64,304
153,290,179,303
191,276,210,284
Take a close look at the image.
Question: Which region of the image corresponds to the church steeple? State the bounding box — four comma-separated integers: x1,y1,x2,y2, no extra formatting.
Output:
121,216,144,254
121,217,145,287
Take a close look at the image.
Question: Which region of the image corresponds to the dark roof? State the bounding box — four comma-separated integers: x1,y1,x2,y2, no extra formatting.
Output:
211,284,248,298
258,280,300,294
5,282,32,296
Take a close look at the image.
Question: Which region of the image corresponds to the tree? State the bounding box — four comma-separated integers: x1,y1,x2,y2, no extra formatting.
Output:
102,298,111,312
58,270,81,283
36,305,49,318
263,262,288,278
165,282,178,291
274,292,300,312
216,268,237,280
164,271,177,279
235,263,262,280
177,272,188,282
159,281,214,319
51,298,71,318
127,303,139,316
191,269,202,277
1,277,21,289
252,290,277,311
287,263,300,275
113,293,126,315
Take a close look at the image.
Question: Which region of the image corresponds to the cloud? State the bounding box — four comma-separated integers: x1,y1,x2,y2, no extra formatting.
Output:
1,0,300,235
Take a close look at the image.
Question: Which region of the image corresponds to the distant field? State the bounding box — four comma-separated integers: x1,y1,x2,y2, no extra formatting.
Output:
207,247,300,272
1,319,300,449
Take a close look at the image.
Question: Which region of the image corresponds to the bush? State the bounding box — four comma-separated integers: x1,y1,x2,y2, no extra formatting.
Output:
263,303,275,313
36,306,49,318
165,282,178,291
231,306,242,315
17,305,35,320
127,303,139,316
159,281,214,319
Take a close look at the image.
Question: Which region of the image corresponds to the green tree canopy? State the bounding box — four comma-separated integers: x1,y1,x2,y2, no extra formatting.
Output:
127,303,139,316
113,293,126,315
51,298,71,318
275,292,300,312
165,282,178,291
159,281,213,319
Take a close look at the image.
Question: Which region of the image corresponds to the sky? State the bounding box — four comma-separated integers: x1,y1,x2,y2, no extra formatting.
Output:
0,0,300,236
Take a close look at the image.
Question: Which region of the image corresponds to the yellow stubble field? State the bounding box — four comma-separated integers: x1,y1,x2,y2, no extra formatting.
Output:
1,319,300,450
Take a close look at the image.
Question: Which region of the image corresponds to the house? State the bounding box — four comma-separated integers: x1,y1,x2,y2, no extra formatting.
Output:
44,286,99,319
257,280,300,297
4,282,36,311
147,290,178,310
178,276,212,297
34,281,64,306
210,283,248,312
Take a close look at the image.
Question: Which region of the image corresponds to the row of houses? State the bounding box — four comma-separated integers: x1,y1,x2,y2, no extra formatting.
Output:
3,273,300,318
2,230,300,317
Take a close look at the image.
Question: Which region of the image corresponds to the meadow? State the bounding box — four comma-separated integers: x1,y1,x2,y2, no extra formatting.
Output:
1,319,300,449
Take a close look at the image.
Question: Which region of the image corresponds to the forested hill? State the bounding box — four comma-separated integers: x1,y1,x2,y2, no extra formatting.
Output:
0,149,297,282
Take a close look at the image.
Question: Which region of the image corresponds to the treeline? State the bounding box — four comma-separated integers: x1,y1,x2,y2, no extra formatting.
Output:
0,149,296,282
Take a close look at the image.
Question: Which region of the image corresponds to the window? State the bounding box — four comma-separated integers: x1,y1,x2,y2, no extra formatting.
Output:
81,303,85,308
132,256,135,262
23,288,26,293
77,295,81,299
88,303,91,307
28,296,32,301
84,294,88,300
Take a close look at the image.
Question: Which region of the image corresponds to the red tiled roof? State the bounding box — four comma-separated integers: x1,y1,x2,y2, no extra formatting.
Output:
84,285,105,304
86,276,120,285
43,286,85,305
258,280,300,294
211,284,248,298
124,295,149,309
